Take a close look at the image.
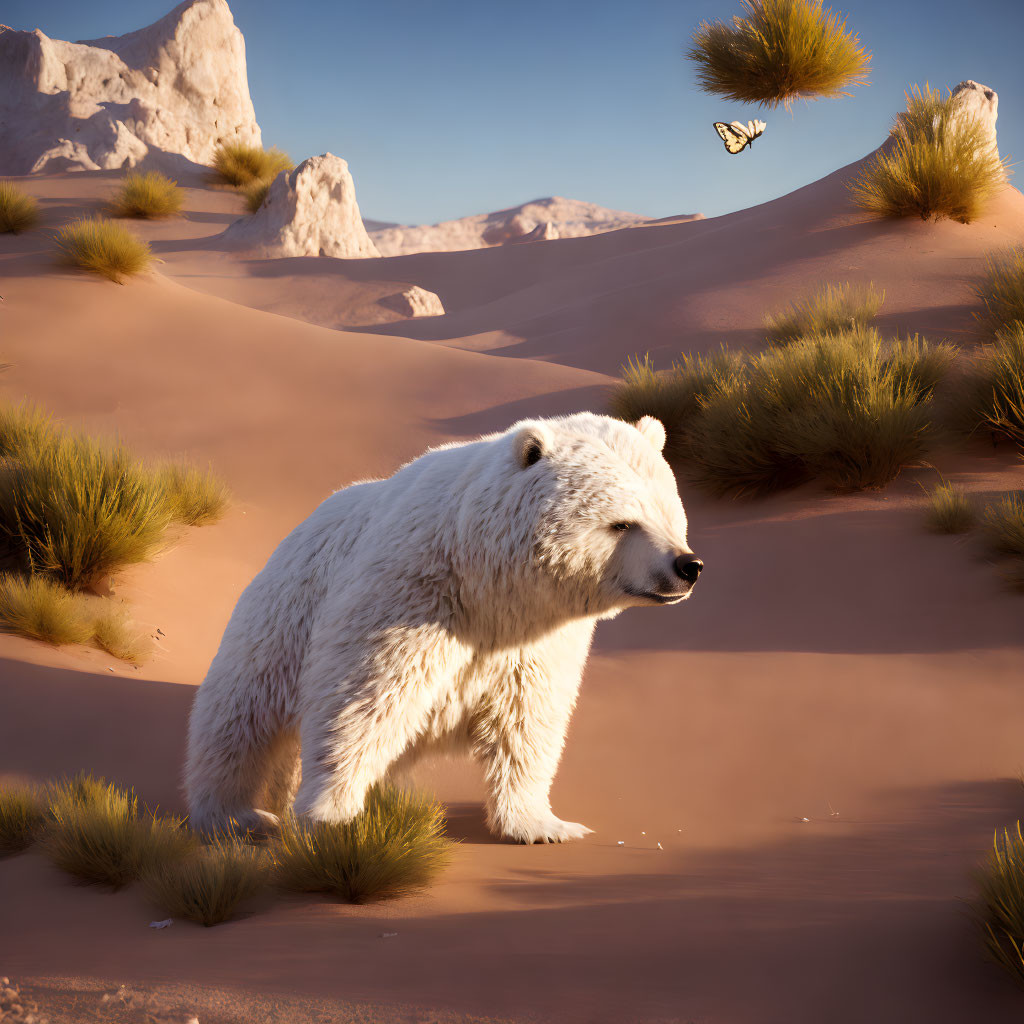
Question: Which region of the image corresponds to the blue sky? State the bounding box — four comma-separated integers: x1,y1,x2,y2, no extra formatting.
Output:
9,0,1024,224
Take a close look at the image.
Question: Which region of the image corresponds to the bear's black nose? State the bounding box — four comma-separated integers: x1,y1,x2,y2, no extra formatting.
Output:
674,556,704,583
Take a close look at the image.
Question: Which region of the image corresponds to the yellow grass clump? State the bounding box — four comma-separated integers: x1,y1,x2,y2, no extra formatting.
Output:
54,217,151,283
611,328,956,497
40,775,195,890
111,171,184,219
849,84,1009,224
243,178,273,213
0,781,46,857
273,784,453,903
143,836,271,926
923,482,975,534
687,0,870,109
0,182,40,234
965,322,1024,447
974,247,1024,342
0,402,229,592
766,281,883,345
976,822,1024,985
212,143,292,188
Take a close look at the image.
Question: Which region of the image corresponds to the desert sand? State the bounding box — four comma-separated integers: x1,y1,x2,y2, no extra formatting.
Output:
1,150,1024,1024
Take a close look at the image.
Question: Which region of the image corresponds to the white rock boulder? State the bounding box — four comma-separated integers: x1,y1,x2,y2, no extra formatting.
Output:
221,153,380,259
949,80,999,158
379,286,445,318
0,0,260,175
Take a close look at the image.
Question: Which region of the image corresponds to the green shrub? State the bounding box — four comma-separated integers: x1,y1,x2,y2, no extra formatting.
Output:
143,836,270,926
849,84,1009,224
686,0,870,109
154,461,231,527
966,323,1024,446
243,179,273,213
273,784,452,903
0,781,45,857
212,143,292,187
54,217,151,283
923,482,975,534
40,776,194,889
110,171,184,219
974,247,1024,341
612,328,956,496
982,493,1024,560
0,182,40,234
976,822,1024,986
766,281,883,345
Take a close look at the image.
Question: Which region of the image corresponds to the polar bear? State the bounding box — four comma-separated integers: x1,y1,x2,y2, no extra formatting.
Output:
185,413,703,844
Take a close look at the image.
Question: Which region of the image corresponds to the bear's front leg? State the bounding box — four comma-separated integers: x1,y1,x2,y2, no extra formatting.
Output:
292,623,463,823
474,639,594,844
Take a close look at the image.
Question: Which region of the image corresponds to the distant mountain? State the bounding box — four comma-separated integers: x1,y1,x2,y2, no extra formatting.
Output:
365,196,702,257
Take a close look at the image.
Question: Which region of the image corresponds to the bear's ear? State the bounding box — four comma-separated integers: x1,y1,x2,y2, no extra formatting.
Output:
634,416,666,452
514,423,552,469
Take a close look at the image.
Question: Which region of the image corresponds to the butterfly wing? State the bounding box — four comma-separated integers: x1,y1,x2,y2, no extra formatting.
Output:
746,119,767,141
713,121,750,154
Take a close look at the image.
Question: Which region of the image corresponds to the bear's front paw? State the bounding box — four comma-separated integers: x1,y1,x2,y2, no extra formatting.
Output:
503,814,594,845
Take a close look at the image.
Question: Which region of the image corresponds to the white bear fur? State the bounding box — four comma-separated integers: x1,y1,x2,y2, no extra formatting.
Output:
185,412,698,844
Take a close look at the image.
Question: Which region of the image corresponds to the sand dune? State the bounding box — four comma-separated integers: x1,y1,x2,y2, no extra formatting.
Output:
1,161,1024,1023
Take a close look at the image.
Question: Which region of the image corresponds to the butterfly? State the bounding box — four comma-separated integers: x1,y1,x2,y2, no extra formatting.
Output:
713,119,767,154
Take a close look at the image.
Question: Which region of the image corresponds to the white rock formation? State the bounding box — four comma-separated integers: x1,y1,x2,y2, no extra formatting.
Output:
379,286,445,318
949,80,999,158
0,0,260,175
367,197,701,257
221,154,380,259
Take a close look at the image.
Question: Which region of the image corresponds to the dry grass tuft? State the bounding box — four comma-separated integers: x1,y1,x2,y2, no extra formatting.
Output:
0,573,95,646
40,776,194,889
0,781,46,857
982,492,1024,560
687,0,870,109
923,482,975,534
974,247,1024,341
0,403,229,591
143,836,270,926
54,217,151,282
849,84,1009,224
0,182,40,234
273,784,453,903
976,822,1024,986
966,323,1024,447
110,171,183,220
766,281,883,345
110,171,184,219
243,179,273,213
0,430,173,590
91,605,152,664
612,328,956,496
154,461,231,527
212,143,292,188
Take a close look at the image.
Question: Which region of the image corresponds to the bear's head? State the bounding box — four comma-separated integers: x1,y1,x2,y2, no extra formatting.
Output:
457,413,701,631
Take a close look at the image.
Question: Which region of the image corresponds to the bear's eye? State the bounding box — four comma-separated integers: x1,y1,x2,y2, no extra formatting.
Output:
610,522,635,533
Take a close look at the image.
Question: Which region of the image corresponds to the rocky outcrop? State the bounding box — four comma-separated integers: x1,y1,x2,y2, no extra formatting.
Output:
379,286,445,318
220,153,380,259
949,80,999,157
367,197,699,257
0,0,260,175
